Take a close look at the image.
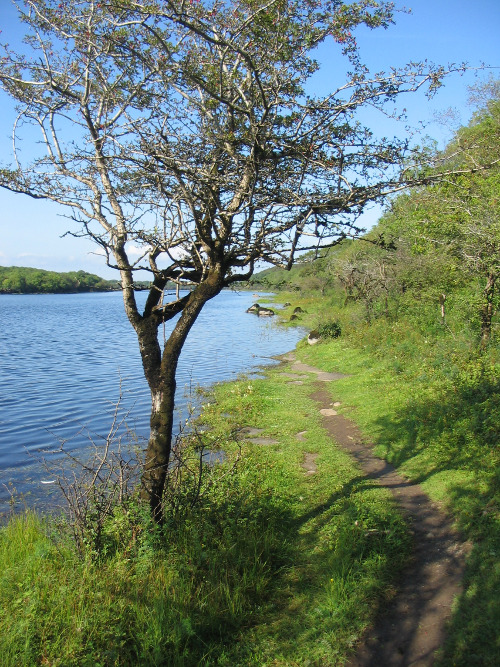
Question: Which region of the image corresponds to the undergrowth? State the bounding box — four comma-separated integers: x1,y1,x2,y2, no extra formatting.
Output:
0,369,410,666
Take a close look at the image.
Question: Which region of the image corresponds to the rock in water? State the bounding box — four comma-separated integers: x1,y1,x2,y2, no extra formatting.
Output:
258,307,275,317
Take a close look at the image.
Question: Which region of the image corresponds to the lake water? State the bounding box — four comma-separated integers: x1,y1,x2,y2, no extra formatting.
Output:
0,290,304,513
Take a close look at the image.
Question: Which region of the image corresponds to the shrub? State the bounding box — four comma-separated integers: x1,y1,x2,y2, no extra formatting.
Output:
317,320,342,339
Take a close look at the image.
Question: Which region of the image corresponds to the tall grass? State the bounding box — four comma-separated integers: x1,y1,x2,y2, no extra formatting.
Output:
0,370,411,666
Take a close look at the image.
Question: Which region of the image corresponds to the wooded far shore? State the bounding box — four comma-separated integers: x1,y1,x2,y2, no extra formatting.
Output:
0,266,149,294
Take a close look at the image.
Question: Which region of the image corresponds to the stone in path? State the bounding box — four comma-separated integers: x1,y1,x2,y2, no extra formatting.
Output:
310,384,470,667
237,426,279,446
275,351,348,382
246,437,280,446
279,372,309,380
238,427,265,437
277,352,297,363
291,359,348,382
301,452,318,475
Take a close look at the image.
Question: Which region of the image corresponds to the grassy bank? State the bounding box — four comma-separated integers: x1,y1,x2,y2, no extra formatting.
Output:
273,292,500,666
0,355,410,665
3,292,498,665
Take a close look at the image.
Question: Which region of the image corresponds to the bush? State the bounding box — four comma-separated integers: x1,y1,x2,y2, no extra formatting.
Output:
317,320,342,339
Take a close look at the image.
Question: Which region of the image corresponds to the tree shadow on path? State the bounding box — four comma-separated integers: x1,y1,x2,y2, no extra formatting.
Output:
310,384,473,666
365,373,500,666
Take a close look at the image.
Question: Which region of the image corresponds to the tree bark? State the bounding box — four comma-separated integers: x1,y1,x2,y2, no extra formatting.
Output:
480,272,496,348
142,371,177,524
138,274,224,522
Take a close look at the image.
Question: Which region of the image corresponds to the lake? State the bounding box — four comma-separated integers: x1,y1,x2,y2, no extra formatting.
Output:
0,290,304,513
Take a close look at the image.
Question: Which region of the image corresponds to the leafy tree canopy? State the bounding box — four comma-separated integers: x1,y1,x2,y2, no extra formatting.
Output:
254,83,500,344
0,0,480,520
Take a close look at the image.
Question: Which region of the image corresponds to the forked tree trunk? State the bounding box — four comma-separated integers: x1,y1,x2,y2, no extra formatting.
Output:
137,275,224,522
480,272,496,348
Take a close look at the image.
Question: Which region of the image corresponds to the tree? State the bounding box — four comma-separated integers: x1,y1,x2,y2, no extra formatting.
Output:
389,91,500,345
0,0,471,521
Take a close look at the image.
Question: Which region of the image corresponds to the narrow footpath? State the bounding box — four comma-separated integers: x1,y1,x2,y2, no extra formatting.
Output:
281,353,471,667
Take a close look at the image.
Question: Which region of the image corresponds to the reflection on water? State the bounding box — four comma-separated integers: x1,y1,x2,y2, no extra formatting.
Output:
0,290,304,512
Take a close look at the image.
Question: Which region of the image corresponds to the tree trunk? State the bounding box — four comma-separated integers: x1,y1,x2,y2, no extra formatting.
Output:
142,363,178,523
480,272,496,348
139,275,224,522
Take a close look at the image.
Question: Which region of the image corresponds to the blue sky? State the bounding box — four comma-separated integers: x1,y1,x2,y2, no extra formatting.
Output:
0,0,499,279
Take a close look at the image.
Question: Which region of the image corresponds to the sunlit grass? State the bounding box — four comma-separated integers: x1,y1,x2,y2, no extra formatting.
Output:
294,320,500,666
0,366,410,666
4,283,496,665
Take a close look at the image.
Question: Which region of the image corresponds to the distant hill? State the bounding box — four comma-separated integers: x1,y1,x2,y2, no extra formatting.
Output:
0,266,121,294
243,242,354,292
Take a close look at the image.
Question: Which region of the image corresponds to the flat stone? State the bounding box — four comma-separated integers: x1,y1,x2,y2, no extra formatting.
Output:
296,431,307,441
301,452,318,474
333,401,342,407
237,427,279,445
320,408,338,416
275,352,297,362
238,427,265,437
291,361,348,382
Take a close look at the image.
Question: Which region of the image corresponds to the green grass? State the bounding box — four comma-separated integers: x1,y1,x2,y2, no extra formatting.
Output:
291,318,500,666
0,366,411,666
199,373,411,664
4,285,497,664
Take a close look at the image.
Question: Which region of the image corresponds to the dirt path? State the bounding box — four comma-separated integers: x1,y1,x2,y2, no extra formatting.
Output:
281,355,470,666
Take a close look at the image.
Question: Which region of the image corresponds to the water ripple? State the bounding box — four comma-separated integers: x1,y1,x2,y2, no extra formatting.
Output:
0,291,303,511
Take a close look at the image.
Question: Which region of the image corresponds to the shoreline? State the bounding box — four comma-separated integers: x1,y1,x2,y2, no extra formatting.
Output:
1,327,496,665
0,293,304,517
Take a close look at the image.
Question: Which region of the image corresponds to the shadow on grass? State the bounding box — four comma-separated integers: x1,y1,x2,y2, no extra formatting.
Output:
369,372,500,666
142,471,410,666
0,458,413,667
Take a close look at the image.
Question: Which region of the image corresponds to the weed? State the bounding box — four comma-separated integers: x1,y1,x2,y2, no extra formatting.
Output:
0,366,411,666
